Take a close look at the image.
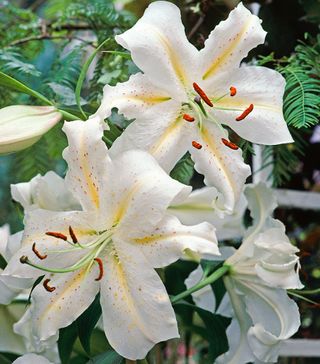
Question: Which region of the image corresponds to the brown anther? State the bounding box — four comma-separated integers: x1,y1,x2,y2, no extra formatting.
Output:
32,242,47,260
45,231,68,241
230,86,237,96
94,258,104,281
192,141,202,150
68,226,78,244
43,279,56,292
183,113,195,122
221,138,239,150
236,104,254,121
193,82,213,107
20,255,29,264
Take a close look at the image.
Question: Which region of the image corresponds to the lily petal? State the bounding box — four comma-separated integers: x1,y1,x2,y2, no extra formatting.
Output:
134,214,219,268
191,122,251,214
94,72,174,122
3,209,94,281
111,150,191,239
100,238,179,360
169,187,247,240
110,106,194,173
0,106,62,154
13,353,53,364
115,1,198,98
243,282,300,363
11,171,80,212
207,66,293,144
25,267,99,341
62,118,113,214
0,224,10,260
200,2,266,80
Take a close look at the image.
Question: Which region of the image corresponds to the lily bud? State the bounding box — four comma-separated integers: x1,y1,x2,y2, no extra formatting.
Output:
0,105,62,154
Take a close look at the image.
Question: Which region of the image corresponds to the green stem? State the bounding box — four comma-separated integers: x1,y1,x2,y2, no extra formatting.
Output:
137,360,148,364
59,109,82,121
290,288,320,296
171,264,230,304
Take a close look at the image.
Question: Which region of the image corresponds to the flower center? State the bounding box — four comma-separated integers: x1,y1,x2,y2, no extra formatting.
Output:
182,82,254,151
20,225,116,292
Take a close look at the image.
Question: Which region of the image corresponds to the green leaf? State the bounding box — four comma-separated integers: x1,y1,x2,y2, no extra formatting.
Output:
27,275,45,304
103,121,123,148
170,152,194,185
58,321,78,364
77,294,102,355
75,38,110,119
0,71,52,105
87,350,124,364
175,301,231,362
0,254,7,270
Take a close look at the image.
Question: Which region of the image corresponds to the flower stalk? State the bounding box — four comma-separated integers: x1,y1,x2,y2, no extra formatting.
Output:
171,264,230,304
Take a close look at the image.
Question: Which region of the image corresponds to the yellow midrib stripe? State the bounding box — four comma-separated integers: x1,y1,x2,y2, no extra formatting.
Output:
201,127,236,198
202,19,252,80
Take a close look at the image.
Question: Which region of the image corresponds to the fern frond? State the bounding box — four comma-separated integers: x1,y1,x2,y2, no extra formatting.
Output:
281,66,320,128
0,49,41,77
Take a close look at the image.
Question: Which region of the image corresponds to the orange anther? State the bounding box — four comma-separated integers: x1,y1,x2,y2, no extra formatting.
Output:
32,242,47,260
183,113,195,122
230,86,237,96
192,141,202,150
221,138,239,150
94,258,104,281
193,82,213,107
69,226,78,244
236,104,254,121
43,279,56,292
46,232,68,241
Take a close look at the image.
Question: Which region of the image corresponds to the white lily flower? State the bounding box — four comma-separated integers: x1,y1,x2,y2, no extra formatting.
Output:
93,1,292,214
185,183,302,363
11,171,80,212
3,118,219,360
0,105,62,154
169,187,247,240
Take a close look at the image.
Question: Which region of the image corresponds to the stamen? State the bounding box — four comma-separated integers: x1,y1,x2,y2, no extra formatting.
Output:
43,279,56,292
221,138,239,150
69,226,78,244
236,104,254,121
32,242,47,260
230,86,237,96
183,113,195,122
94,258,104,281
193,82,213,107
192,141,202,150
46,231,67,241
